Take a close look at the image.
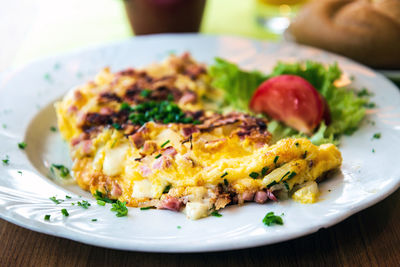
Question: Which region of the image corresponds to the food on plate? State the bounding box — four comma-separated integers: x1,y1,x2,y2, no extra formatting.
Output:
55,53,345,219
289,0,400,69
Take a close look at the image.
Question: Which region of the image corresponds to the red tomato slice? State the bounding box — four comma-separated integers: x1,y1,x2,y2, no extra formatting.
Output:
250,75,327,134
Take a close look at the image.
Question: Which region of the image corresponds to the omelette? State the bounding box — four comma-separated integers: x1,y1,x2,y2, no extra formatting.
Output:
55,53,342,220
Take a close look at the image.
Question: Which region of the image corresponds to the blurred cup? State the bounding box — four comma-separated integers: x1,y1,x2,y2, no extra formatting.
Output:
255,0,308,34
124,0,207,35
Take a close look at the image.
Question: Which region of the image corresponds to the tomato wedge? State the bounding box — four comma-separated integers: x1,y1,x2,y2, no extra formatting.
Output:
250,75,328,134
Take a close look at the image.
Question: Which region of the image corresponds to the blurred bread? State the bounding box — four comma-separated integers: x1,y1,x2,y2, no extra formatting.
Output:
289,0,400,69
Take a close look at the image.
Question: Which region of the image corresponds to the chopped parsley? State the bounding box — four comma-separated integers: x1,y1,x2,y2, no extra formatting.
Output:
249,172,259,179
160,140,170,148
261,166,269,176
91,219,97,222
211,211,222,217
50,126,57,132
140,89,152,98
287,171,297,180
18,142,27,149
65,195,71,199
49,196,63,204
110,200,128,217
163,185,171,194
372,133,381,139
44,214,51,221
262,212,283,226
94,190,115,203
221,172,228,178
140,207,152,210
2,155,9,165
50,164,70,178
155,154,162,159
273,156,279,165
77,200,91,209
61,209,69,217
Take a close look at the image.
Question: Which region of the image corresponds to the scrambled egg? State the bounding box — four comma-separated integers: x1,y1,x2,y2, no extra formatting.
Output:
55,53,342,219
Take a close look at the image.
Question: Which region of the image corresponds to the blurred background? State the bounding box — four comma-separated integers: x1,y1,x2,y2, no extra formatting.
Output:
1,0,399,84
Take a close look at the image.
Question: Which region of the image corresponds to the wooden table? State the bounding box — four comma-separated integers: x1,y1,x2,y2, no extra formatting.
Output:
1,188,399,266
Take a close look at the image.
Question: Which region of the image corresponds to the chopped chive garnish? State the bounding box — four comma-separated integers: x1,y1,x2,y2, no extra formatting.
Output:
49,196,63,204
365,102,376,108
94,190,115,203
280,171,290,181
140,207,152,210
177,225,181,229
50,164,70,178
50,126,57,132
97,200,106,206
372,148,375,153
140,89,152,98
372,133,381,139
295,142,299,147
249,172,259,179
302,151,308,159
283,181,290,190
262,212,283,226
112,123,121,130
221,172,228,178
77,200,91,209
17,171,22,175
110,200,128,217
223,178,229,186
267,181,278,188
287,172,297,180
2,123,6,129
18,142,27,149
155,154,162,159
2,155,9,165
61,209,69,217
120,102,131,111
211,211,222,217
261,166,269,176
273,156,279,165
91,219,97,222
160,140,170,148
163,185,171,194
65,195,71,199
44,214,51,221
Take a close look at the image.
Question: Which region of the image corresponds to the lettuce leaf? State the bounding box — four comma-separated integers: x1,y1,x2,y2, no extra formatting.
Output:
208,58,371,144
208,58,267,112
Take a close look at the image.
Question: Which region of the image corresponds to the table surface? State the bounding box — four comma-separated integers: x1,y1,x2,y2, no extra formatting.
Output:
1,0,399,265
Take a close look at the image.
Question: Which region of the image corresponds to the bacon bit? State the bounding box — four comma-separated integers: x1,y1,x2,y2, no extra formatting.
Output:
162,146,177,157
140,165,152,177
67,105,78,114
242,191,255,202
71,132,89,146
74,90,83,101
99,107,114,115
152,156,172,170
182,126,199,137
116,68,136,76
129,131,145,148
254,191,269,204
179,90,197,104
81,140,93,154
266,190,278,202
157,196,183,212
98,92,122,103
142,141,157,155
110,182,122,198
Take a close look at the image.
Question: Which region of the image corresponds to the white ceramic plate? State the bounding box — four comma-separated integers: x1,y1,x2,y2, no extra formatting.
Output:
0,34,399,253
